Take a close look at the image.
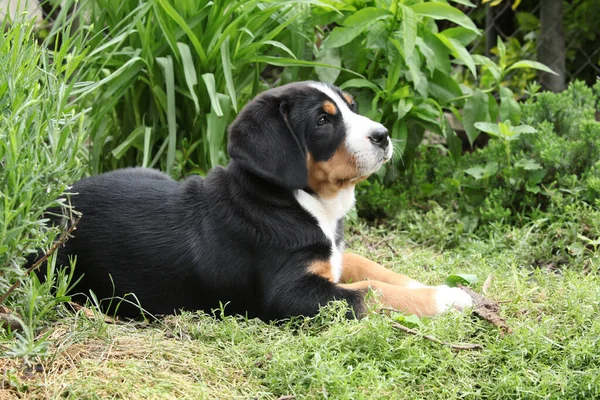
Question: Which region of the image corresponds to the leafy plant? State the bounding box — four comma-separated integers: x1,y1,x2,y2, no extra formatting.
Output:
316,0,555,182
66,0,345,178
0,13,88,355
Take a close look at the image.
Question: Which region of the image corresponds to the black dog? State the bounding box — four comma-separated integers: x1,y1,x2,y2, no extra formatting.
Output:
43,81,471,319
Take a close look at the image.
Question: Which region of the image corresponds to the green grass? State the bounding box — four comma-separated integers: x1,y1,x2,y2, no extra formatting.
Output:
2,224,598,399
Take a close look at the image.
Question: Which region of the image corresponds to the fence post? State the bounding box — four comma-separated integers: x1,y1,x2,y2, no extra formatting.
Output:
538,0,566,92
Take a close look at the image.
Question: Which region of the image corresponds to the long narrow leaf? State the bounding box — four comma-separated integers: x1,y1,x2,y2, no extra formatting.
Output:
177,42,200,113
156,56,177,177
220,37,238,113
202,73,223,117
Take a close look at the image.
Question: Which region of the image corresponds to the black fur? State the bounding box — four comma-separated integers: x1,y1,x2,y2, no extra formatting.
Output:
40,82,366,319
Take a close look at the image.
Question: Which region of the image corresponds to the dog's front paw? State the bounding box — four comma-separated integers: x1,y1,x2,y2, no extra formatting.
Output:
434,285,473,314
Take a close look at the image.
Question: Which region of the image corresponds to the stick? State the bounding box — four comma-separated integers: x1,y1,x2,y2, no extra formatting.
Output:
390,321,483,351
457,284,513,334
0,216,80,306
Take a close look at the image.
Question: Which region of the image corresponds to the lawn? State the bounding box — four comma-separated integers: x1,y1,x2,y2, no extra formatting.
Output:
2,223,598,399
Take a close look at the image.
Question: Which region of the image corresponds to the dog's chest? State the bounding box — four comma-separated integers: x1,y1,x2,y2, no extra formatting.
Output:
295,187,355,283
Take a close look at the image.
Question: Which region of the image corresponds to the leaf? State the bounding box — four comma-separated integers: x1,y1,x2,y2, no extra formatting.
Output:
507,60,558,75
392,313,422,328
464,166,485,180
435,34,477,77
474,122,501,136
396,98,413,120
315,47,341,84
441,27,479,46
449,0,476,6
400,5,417,57
499,86,521,124
463,90,490,145
239,56,363,77
157,56,177,177
339,78,381,93
445,274,479,287
429,70,463,104
201,73,223,117
220,37,238,113
111,126,144,159
515,158,542,170
464,162,498,180
155,0,208,68
410,2,479,34
511,124,537,135
324,8,392,49
176,43,200,114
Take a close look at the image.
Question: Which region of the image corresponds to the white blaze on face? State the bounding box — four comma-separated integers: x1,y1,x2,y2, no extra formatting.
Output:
309,82,393,176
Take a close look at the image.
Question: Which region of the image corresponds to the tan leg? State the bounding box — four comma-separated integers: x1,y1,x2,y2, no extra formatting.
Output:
340,252,426,288
339,281,473,317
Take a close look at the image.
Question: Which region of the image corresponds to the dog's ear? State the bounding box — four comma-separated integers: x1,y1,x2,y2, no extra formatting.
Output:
227,92,308,189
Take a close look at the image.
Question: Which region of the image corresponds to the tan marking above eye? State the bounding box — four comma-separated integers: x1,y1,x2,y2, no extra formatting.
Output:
322,101,337,116
342,92,354,106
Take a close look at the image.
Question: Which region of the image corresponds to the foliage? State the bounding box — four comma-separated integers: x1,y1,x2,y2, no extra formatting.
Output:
357,80,600,263
318,1,553,182
0,15,89,357
66,0,343,178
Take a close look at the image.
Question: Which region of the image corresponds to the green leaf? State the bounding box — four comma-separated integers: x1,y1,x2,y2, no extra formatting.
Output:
515,158,542,170
499,87,521,124
463,90,490,145
339,78,381,93
176,43,200,114
441,27,479,46
239,56,363,77
201,73,223,117
220,37,238,113
511,124,537,135
156,56,177,177
400,5,417,57
435,34,477,77
111,126,144,159
155,0,208,69
410,2,479,34
474,122,501,136
396,98,413,120
445,274,479,287
448,0,476,7
392,313,422,328
506,60,558,75
429,70,463,104
324,8,392,49
315,47,341,84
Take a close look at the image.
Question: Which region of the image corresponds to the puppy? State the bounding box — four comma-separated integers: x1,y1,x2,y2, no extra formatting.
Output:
45,81,472,319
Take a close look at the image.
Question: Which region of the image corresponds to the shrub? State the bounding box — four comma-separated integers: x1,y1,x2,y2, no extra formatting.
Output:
357,80,600,260
0,15,88,357
68,0,338,178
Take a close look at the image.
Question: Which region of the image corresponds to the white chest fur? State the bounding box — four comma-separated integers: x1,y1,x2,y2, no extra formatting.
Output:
295,187,356,283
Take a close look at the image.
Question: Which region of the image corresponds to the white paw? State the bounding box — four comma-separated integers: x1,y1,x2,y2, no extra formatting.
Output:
434,285,473,314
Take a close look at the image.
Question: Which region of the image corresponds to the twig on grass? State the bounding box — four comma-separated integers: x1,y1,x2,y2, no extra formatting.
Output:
390,321,483,351
0,216,80,306
458,283,513,334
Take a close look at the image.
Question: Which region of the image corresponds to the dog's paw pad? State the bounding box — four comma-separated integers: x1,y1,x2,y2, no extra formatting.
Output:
434,285,473,314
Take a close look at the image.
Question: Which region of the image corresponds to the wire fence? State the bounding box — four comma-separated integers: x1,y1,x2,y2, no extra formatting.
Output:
464,0,600,92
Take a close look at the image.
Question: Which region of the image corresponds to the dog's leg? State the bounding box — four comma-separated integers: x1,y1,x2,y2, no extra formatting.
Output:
340,252,426,288
339,281,472,316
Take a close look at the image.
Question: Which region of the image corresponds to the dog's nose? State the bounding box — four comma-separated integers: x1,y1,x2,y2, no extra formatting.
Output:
368,127,389,149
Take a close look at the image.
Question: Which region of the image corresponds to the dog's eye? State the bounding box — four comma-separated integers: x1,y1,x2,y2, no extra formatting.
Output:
317,116,328,126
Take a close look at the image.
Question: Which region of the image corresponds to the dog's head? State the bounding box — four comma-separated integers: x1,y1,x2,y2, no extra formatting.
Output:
228,81,391,196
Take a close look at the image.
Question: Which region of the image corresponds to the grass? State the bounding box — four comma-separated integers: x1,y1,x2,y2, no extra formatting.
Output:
2,223,598,399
